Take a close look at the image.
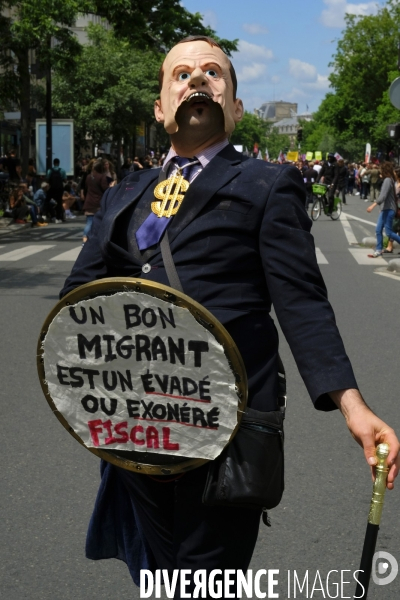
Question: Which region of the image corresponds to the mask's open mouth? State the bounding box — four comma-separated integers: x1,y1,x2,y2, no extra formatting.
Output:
185,91,213,106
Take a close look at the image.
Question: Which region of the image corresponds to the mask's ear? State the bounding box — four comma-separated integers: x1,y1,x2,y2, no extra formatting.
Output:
154,99,164,123
233,99,244,124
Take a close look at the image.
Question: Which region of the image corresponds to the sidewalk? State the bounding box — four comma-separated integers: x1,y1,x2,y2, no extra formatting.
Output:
0,217,31,231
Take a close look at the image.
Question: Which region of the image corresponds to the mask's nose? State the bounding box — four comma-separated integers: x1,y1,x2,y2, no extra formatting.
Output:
189,68,208,88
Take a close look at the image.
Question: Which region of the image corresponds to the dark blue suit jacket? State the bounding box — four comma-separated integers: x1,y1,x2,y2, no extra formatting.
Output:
61,144,357,411
61,144,358,582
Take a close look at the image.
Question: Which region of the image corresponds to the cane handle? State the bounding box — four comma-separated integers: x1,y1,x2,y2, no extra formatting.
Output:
368,443,390,525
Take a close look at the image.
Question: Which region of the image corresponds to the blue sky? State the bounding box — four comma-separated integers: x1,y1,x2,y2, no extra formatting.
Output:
182,0,386,115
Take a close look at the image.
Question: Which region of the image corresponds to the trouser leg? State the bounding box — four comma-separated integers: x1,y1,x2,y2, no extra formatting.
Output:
52,191,64,220
117,464,261,599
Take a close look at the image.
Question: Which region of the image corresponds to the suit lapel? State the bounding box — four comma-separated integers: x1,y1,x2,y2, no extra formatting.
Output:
146,145,243,260
104,169,159,236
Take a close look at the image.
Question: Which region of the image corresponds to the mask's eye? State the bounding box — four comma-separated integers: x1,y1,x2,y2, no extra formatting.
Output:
206,69,218,78
178,72,191,81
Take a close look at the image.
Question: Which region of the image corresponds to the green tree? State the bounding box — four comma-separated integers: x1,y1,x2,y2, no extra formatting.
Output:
53,24,161,149
230,112,269,151
0,0,238,172
0,0,83,172
230,112,291,159
264,127,291,160
312,0,400,159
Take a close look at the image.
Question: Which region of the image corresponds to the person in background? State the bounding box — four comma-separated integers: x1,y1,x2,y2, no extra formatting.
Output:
33,182,49,215
119,158,133,181
359,163,370,200
18,183,48,227
303,161,318,210
5,150,19,181
367,161,400,257
82,158,109,244
369,164,381,202
46,158,67,223
313,160,322,175
14,164,25,185
317,153,339,214
6,187,47,227
337,158,348,204
385,167,400,254
132,156,144,171
27,158,37,192
62,182,78,219
354,164,361,195
347,163,356,195
103,158,117,186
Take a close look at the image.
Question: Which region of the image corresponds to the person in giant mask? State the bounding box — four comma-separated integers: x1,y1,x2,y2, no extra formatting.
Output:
61,36,400,596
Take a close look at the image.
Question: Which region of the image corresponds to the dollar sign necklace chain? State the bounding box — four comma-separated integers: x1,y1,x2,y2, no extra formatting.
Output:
151,159,200,218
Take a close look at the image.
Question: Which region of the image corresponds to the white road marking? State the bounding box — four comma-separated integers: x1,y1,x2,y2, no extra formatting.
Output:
348,248,387,265
49,246,82,261
41,232,67,239
0,245,55,261
375,271,400,282
342,214,376,227
315,248,328,264
339,213,358,245
64,233,83,240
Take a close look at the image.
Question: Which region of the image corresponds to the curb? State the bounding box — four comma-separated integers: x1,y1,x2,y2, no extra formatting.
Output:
387,259,400,273
362,236,399,249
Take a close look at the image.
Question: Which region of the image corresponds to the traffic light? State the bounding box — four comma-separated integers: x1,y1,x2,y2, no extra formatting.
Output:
296,127,303,142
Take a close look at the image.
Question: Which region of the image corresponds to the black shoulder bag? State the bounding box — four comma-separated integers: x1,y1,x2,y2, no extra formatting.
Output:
154,168,286,524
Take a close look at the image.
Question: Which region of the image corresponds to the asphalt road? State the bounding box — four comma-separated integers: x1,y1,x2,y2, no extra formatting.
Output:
1,198,399,600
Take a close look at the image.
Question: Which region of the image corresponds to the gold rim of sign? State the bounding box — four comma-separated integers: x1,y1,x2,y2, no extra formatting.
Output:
37,277,248,476
151,174,189,217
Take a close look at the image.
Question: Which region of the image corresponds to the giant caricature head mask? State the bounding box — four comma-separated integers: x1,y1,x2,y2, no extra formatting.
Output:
155,37,244,135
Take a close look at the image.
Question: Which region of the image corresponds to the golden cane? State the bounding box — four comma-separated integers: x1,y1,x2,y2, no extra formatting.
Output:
355,443,390,599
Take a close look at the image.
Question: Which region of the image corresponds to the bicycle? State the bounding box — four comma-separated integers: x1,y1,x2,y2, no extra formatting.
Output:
310,183,342,221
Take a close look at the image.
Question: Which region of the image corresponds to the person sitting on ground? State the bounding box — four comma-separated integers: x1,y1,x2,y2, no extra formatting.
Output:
5,188,47,227
4,188,27,221
18,183,48,227
62,183,78,219
33,182,49,213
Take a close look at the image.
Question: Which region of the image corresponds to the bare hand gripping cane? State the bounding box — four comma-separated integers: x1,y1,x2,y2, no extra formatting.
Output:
355,443,390,599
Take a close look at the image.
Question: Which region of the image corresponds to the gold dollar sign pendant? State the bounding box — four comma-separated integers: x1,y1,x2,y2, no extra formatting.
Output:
152,173,190,218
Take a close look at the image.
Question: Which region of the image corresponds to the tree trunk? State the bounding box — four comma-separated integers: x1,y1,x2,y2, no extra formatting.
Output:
17,47,31,176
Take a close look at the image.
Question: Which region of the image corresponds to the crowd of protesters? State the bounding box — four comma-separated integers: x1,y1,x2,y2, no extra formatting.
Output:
0,150,167,243
1,148,399,253
285,154,400,255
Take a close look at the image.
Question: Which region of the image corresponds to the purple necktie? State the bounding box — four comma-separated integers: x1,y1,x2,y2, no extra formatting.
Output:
136,157,194,251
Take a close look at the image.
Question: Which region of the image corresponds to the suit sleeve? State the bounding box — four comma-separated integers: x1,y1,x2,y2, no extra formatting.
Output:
259,165,358,410
59,184,119,298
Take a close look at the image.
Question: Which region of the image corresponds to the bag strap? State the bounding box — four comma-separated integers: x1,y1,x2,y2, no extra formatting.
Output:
160,231,183,293
156,163,287,415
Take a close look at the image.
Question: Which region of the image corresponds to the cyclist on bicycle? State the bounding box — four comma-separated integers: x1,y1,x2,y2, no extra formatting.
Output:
317,153,340,215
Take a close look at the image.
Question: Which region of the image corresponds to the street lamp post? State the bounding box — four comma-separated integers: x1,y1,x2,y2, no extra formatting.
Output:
45,36,52,173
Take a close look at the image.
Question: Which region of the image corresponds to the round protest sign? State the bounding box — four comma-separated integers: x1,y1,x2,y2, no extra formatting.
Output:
37,278,247,475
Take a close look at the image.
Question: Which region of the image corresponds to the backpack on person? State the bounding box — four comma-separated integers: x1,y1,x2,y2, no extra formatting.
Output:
48,168,64,191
